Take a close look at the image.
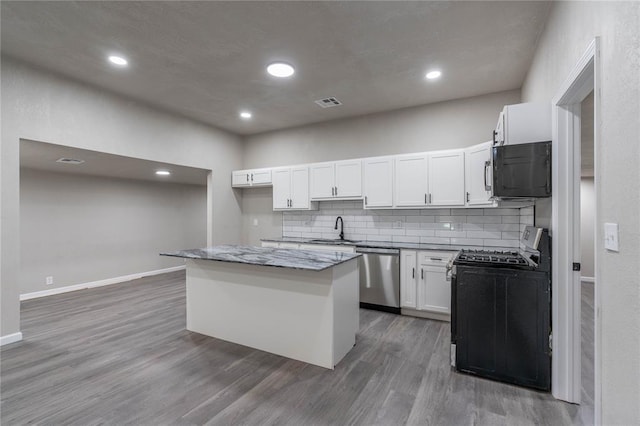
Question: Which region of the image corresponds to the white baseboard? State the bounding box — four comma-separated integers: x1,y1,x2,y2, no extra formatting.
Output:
581,276,595,283
0,332,23,346
20,265,186,301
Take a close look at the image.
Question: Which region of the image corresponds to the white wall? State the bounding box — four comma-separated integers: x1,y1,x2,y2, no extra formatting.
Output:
1,58,243,338
580,178,595,280
241,89,520,243
20,168,206,294
521,2,640,423
244,90,519,168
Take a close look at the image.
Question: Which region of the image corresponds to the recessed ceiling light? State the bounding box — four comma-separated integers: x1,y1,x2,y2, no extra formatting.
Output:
108,55,128,67
155,170,171,176
425,70,442,80
267,62,295,78
239,111,252,119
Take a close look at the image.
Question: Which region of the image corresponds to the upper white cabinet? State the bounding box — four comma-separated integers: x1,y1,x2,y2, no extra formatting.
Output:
363,157,393,208
493,102,551,146
231,168,272,188
427,150,465,206
465,141,495,206
394,154,428,207
272,166,315,211
310,160,362,200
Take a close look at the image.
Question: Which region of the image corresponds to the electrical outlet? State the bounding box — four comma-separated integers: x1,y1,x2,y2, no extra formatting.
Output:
45,276,54,285
604,223,619,252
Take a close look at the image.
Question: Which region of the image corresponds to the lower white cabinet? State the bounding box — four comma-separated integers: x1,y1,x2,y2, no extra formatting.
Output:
401,250,454,321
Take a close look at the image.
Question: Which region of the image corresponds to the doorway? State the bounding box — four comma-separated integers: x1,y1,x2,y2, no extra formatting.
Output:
551,38,600,423
579,90,595,425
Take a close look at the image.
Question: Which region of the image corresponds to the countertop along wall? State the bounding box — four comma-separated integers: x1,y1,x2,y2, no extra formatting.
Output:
521,2,640,423
1,57,243,340
241,89,521,245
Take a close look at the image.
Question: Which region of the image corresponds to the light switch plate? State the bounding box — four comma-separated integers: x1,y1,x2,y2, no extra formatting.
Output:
604,223,619,252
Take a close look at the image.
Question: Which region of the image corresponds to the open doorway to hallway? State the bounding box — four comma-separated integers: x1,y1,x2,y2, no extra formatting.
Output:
579,90,595,425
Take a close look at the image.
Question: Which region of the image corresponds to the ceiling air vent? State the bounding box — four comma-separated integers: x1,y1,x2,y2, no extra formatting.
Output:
314,97,342,108
56,157,85,165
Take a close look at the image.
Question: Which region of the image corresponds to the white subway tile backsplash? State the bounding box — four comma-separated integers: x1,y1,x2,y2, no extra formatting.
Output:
282,200,533,249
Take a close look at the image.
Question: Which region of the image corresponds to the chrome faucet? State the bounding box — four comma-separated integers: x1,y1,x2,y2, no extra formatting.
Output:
334,216,344,240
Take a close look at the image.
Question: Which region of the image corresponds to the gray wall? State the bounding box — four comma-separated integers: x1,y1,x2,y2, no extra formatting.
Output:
20,168,206,295
521,2,640,423
241,89,520,244
580,178,595,279
1,58,243,337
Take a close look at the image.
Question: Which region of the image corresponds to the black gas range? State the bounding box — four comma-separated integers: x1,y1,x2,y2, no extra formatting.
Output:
450,226,552,391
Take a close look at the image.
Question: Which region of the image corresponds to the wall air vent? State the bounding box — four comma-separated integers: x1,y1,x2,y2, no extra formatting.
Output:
314,97,342,108
56,157,85,165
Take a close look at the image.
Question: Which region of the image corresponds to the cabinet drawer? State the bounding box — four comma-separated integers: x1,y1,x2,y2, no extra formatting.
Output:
418,251,453,265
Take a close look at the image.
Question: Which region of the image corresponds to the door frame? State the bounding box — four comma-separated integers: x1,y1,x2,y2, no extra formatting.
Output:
551,38,600,422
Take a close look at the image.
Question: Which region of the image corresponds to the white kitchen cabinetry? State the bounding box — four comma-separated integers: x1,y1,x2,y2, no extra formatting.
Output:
231,168,272,187
272,166,315,211
401,250,454,321
363,157,393,208
493,102,551,146
427,150,465,206
465,141,496,206
400,250,418,308
310,160,362,200
394,154,428,207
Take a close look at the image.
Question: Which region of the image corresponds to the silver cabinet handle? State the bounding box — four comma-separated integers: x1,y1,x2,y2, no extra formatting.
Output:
251,173,254,182
425,193,427,204
335,186,338,196
421,269,424,280
428,193,432,204
246,173,249,182
365,196,368,205
412,267,415,279
484,160,492,191
466,192,470,203
430,257,443,261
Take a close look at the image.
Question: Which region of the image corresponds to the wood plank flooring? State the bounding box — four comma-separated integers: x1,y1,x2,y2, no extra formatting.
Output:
1,270,585,425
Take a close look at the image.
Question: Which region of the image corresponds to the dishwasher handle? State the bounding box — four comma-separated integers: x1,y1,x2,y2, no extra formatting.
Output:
355,247,400,255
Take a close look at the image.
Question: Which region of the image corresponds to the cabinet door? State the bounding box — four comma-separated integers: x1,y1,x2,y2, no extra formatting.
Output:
272,168,291,210
494,110,505,145
428,150,465,206
418,264,451,314
335,160,362,198
251,169,272,186
394,154,428,207
290,166,310,209
363,157,393,208
465,142,494,205
400,251,417,308
309,162,335,199
232,170,251,187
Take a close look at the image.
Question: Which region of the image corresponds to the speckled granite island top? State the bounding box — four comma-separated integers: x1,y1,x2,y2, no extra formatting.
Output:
161,245,360,272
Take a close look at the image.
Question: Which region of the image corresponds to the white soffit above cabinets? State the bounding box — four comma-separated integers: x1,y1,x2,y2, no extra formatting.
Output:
1,1,551,135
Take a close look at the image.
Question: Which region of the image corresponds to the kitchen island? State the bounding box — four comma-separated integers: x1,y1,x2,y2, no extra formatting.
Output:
161,245,360,369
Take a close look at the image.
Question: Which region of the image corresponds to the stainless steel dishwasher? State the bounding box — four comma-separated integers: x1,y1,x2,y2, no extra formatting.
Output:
356,247,400,314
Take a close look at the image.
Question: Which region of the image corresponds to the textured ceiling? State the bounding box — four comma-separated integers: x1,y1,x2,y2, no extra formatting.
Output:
20,140,209,185
1,1,551,135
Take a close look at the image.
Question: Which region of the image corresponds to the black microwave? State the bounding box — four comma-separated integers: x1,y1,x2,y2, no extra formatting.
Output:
492,141,551,198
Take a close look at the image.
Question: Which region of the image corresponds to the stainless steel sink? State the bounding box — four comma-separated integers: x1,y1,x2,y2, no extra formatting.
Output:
308,239,359,245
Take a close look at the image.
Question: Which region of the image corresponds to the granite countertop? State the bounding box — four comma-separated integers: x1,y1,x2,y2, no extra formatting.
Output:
160,245,360,272
261,237,473,252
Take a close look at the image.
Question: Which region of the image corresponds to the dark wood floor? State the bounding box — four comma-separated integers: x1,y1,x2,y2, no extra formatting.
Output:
2,270,585,425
